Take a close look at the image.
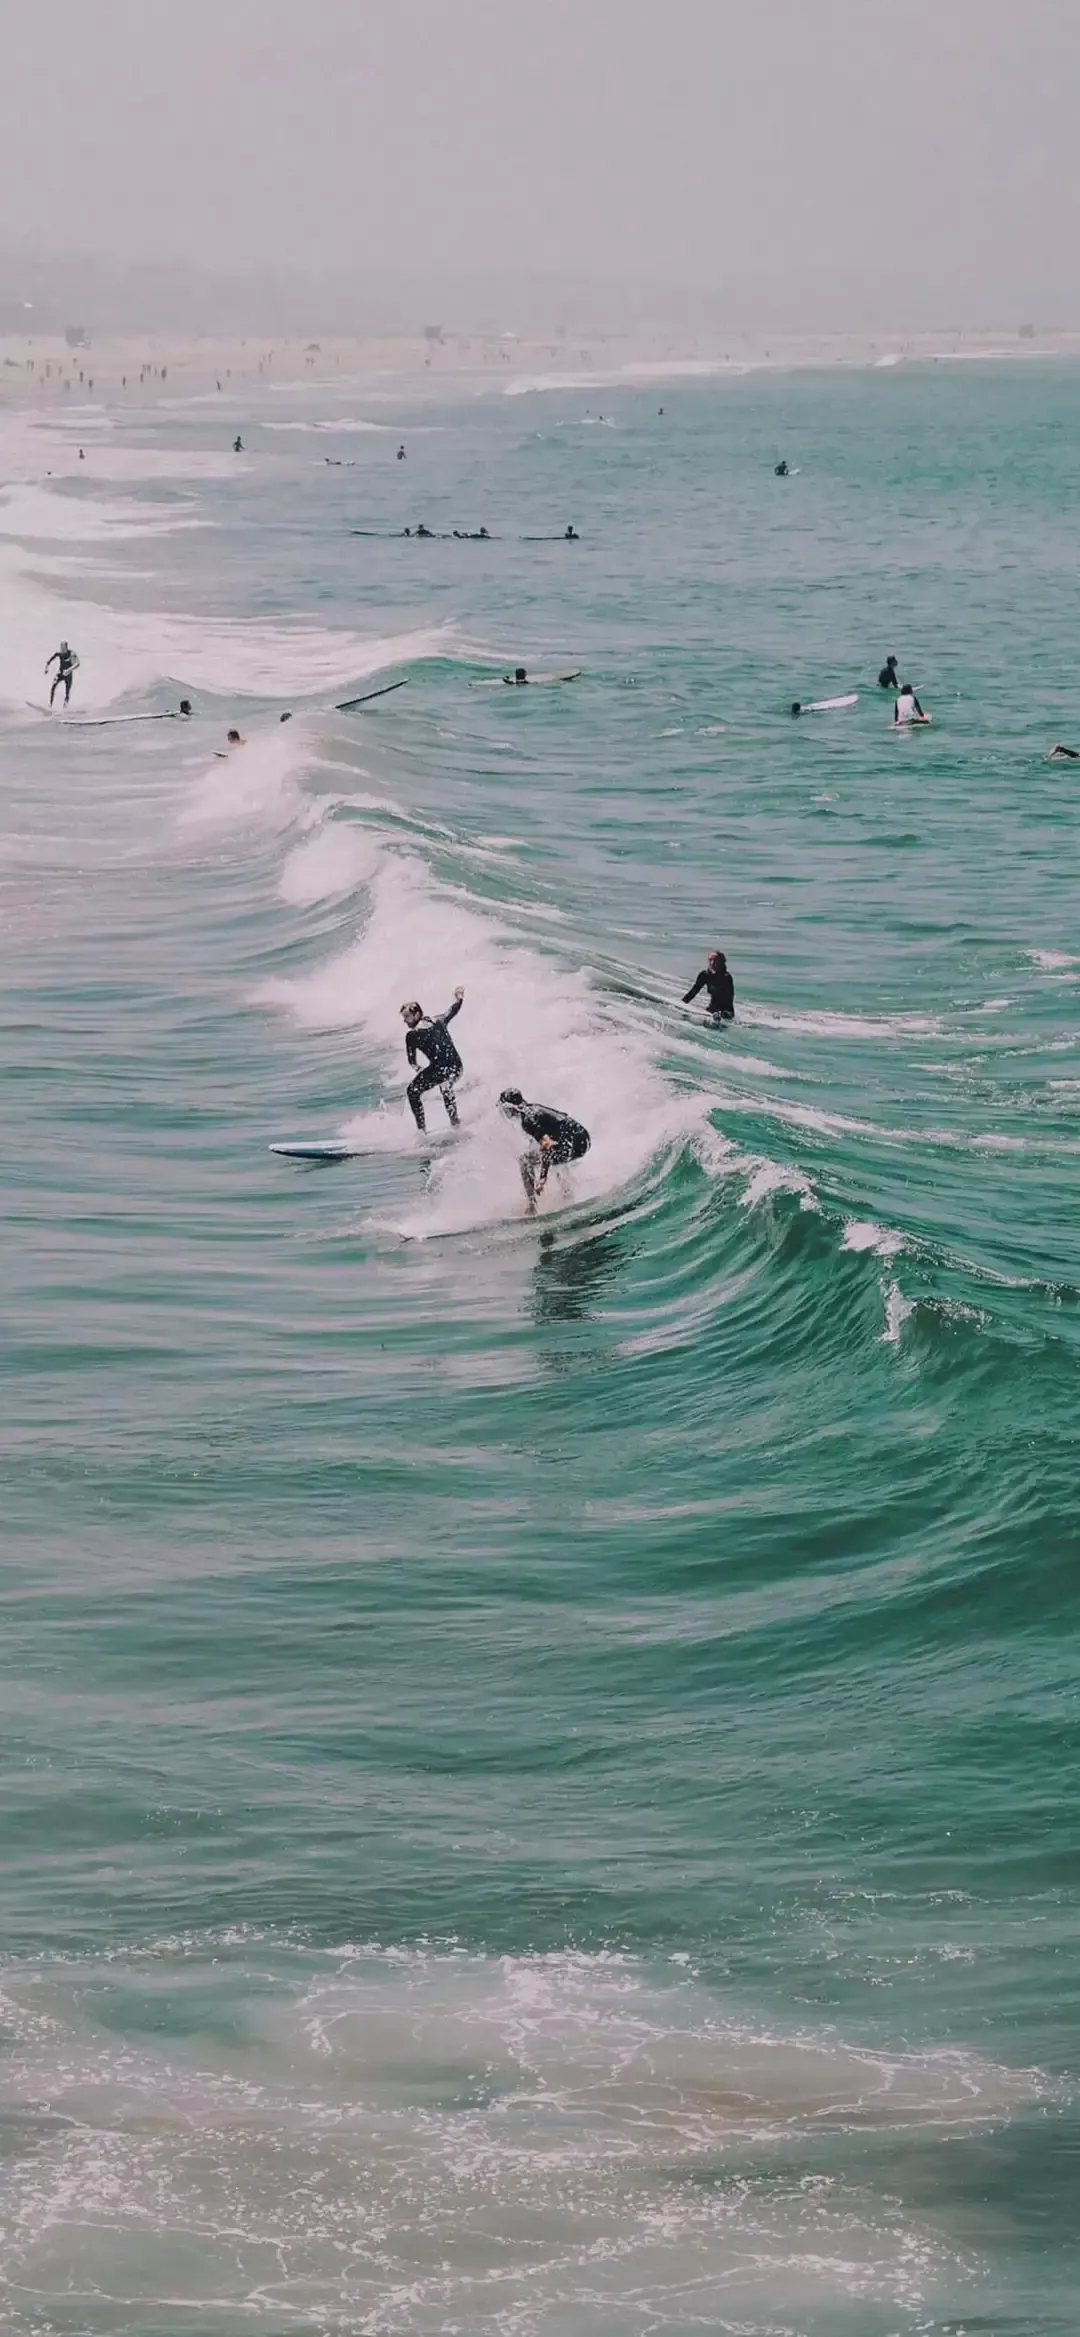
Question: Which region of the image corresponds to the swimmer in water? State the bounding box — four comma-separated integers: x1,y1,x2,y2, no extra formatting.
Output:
878,655,900,691
1048,743,1080,760
683,949,735,1020
498,1090,591,1214
503,667,529,685
401,990,465,1131
894,682,930,725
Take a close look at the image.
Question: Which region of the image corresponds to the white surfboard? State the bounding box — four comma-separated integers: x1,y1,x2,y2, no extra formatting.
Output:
801,692,859,714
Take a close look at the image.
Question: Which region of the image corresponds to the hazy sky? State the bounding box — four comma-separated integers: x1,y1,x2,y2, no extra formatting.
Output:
2,0,1078,320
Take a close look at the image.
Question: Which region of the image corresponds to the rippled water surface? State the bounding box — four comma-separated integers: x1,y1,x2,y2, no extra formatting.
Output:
1,360,1078,2334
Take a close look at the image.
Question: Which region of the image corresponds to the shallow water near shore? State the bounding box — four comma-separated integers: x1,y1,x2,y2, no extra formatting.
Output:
1,358,1078,2334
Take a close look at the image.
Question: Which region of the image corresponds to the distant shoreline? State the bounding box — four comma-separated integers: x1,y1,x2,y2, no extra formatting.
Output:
3,327,1080,417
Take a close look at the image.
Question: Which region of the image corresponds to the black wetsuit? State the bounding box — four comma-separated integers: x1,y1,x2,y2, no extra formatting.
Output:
46,647,77,708
878,659,899,691
683,966,735,1019
405,998,463,1130
519,1104,591,1191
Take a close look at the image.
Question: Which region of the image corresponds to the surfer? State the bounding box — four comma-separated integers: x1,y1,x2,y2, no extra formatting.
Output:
45,641,79,708
775,459,790,477
683,950,735,1020
397,444,406,460
498,1090,591,1214
233,435,243,453
414,523,433,539
401,989,465,1131
564,525,579,540
177,700,192,718
894,682,930,725
503,667,529,686
878,655,900,691
1048,743,1080,760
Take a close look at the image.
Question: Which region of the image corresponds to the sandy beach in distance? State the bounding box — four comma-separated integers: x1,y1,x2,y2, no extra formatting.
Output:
3,324,1080,417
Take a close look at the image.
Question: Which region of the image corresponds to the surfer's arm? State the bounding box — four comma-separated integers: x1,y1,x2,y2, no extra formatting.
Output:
405,1031,418,1067
440,993,464,1028
44,653,58,672
682,973,706,1004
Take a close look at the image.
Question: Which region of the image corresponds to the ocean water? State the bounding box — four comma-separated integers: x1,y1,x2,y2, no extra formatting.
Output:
1,358,1078,2336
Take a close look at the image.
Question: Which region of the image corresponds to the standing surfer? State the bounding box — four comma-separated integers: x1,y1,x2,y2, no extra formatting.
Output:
45,641,79,708
401,989,465,1131
498,1090,591,1214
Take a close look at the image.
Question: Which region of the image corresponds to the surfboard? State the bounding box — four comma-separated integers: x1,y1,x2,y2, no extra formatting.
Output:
270,1131,453,1163
800,693,859,714
64,711,182,728
335,679,408,711
270,1141,362,1163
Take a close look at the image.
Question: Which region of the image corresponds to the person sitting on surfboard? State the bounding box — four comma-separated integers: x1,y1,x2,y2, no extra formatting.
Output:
499,1090,591,1214
683,950,735,1020
45,641,79,708
564,525,579,540
401,989,465,1131
894,682,930,725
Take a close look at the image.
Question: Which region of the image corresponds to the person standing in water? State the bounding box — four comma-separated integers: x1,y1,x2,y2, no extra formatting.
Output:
683,950,735,1019
878,655,900,691
401,989,465,1131
498,1090,591,1213
45,641,79,708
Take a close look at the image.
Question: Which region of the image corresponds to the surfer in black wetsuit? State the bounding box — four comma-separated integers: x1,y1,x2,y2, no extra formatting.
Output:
401,989,465,1130
683,950,735,1020
503,667,529,685
774,459,790,477
499,1089,591,1212
564,525,579,540
233,436,243,453
45,640,79,707
878,655,899,691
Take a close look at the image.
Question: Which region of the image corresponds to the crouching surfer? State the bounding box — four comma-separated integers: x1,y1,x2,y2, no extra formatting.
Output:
499,1089,591,1213
401,989,465,1131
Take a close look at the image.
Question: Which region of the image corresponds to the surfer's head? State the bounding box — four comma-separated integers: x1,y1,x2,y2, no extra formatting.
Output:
499,1088,525,1119
790,701,802,717
179,699,192,716
400,1001,423,1028
514,667,528,683
707,951,726,971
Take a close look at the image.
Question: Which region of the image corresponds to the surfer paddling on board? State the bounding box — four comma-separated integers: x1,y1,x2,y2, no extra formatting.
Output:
503,667,529,686
499,1090,591,1215
401,989,465,1131
894,681,931,726
683,950,735,1020
45,641,79,708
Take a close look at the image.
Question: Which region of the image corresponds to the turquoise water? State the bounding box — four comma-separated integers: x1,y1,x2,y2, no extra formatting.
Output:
1,360,1077,2334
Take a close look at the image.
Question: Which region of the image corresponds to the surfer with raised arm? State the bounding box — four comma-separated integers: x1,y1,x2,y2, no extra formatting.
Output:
401,989,465,1131
499,1089,591,1214
45,641,79,708
683,950,735,1020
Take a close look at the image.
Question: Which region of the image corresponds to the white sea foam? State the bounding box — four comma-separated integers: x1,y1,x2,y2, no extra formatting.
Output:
261,416,391,432
843,1217,906,1258
882,1281,916,1343
0,1938,1047,2337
